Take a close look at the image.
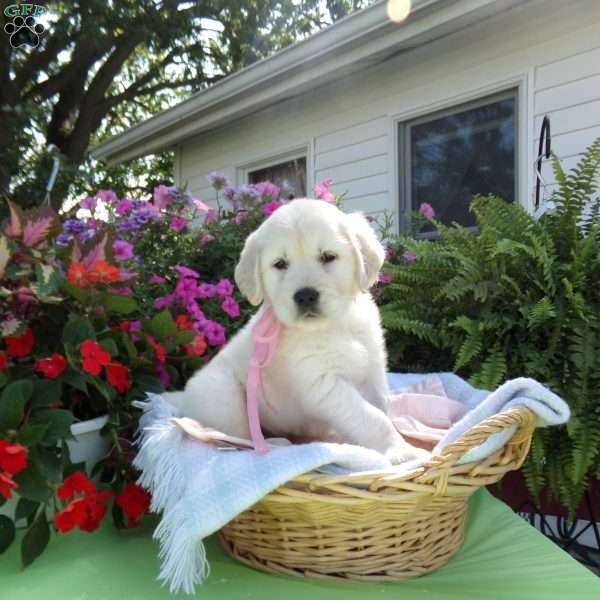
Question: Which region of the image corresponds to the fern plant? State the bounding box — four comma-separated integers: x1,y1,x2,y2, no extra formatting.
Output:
380,136,600,515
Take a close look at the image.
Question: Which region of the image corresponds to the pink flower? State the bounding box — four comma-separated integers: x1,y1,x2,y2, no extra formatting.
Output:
256,181,280,201
262,201,282,216
80,197,97,211
403,251,417,263
384,246,396,260
419,202,435,220
201,320,227,346
378,272,393,284
169,216,187,231
215,278,234,297
174,265,200,279
97,189,118,204
192,198,210,211
113,240,134,261
204,209,219,225
149,273,166,285
154,294,175,309
153,185,175,209
201,234,215,245
197,283,217,299
233,212,247,225
313,178,336,203
221,297,240,318
115,198,134,215
156,363,171,388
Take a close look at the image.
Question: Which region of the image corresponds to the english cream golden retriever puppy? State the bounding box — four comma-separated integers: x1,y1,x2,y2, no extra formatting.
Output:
168,199,425,463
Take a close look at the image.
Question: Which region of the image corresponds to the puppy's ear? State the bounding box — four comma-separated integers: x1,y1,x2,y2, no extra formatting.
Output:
234,230,264,306
344,212,385,292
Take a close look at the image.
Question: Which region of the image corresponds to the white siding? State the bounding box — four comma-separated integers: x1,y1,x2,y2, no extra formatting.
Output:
177,0,600,221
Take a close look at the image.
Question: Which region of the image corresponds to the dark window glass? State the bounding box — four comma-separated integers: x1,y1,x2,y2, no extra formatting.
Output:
249,157,307,199
406,95,516,228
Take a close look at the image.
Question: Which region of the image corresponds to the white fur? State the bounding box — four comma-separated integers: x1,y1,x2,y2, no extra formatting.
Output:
169,199,425,463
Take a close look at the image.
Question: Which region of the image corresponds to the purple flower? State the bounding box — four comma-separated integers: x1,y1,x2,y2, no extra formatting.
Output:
113,240,134,261
384,246,396,260
115,198,134,216
149,273,166,285
97,189,118,204
378,272,393,285
233,184,261,207
174,265,200,278
197,283,217,299
207,172,232,191
130,320,142,332
419,202,435,220
215,278,234,297
56,233,73,247
188,303,206,323
79,229,96,242
256,181,280,201
169,216,188,231
221,297,240,318
119,207,161,230
154,294,175,309
201,320,227,346
109,287,133,296
63,219,87,235
201,234,215,245
80,196,97,211
233,212,247,225
403,251,417,263
204,209,219,225
154,185,176,210
262,201,282,217
156,363,171,388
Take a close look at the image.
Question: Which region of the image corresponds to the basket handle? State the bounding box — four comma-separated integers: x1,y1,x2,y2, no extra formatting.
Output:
415,406,536,488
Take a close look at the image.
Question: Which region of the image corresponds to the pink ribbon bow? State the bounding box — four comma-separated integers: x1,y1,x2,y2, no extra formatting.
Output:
246,306,281,454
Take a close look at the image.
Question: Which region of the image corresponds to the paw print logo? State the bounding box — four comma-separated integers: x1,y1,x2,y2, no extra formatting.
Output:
4,15,45,49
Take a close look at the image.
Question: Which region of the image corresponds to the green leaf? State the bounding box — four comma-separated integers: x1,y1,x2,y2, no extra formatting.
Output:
31,379,62,409
60,280,87,304
173,330,196,346
0,234,13,279
21,510,50,568
0,372,7,389
13,465,51,503
31,447,63,483
33,263,62,296
30,409,74,444
15,423,48,445
121,332,137,359
0,515,15,554
63,370,88,394
100,293,138,315
99,338,118,357
15,498,40,522
62,315,95,347
85,376,116,402
0,380,33,432
149,309,177,342
133,373,164,394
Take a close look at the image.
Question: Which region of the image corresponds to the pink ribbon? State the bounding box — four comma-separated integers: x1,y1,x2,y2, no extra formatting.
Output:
246,306,281,454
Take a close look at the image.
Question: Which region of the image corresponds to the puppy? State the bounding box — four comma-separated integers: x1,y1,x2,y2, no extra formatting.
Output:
168,199,426,463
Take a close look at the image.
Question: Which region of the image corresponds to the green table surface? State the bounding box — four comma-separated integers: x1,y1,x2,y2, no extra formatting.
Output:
3,489,599,599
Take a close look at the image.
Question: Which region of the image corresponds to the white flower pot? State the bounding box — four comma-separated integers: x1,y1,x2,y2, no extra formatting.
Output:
67,414,111,473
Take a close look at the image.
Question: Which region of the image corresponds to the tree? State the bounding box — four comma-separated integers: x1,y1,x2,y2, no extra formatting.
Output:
1,0,368,211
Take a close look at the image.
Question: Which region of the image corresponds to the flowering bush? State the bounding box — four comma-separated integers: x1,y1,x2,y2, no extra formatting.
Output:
0,174,343,565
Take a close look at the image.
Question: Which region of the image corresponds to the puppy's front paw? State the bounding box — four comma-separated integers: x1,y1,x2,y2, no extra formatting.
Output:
385,445,430,465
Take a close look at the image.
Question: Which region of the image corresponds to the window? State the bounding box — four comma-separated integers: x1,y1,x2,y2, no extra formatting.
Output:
248,156,307,199
400,91,517,231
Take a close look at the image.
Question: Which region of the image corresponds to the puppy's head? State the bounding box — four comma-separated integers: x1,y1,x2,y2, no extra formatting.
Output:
234,199,384,327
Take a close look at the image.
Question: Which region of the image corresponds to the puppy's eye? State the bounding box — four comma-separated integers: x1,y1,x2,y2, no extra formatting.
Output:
273,258,289,270
320,252,337,264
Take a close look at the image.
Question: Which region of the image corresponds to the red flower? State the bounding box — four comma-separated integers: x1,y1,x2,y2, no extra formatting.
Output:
117,320,131,332
86,260,121,285
0,471,18,499
185,335,207,357
57,470,96,500
0,441,28,475
54,489,113,533
0,351,7,371
175,314,193,331
116,483,151,527
6,327,35,358
106,362,132,394
35,353,67,379
148,337,166,363
80,339,111,376
67,262,89,288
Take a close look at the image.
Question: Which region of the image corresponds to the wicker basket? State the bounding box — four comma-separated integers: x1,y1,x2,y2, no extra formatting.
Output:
219,406,536,581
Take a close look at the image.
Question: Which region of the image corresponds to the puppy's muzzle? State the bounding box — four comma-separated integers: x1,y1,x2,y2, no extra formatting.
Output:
293,287,320,316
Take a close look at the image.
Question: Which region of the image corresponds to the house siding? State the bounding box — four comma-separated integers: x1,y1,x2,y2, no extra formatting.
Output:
177,0,600,223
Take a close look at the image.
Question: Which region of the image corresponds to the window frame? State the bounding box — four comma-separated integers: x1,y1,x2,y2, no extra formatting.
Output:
397,88,520,237
237,145,312,195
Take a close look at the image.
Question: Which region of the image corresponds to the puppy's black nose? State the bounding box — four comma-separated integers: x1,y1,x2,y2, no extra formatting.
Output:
294,287,320,308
